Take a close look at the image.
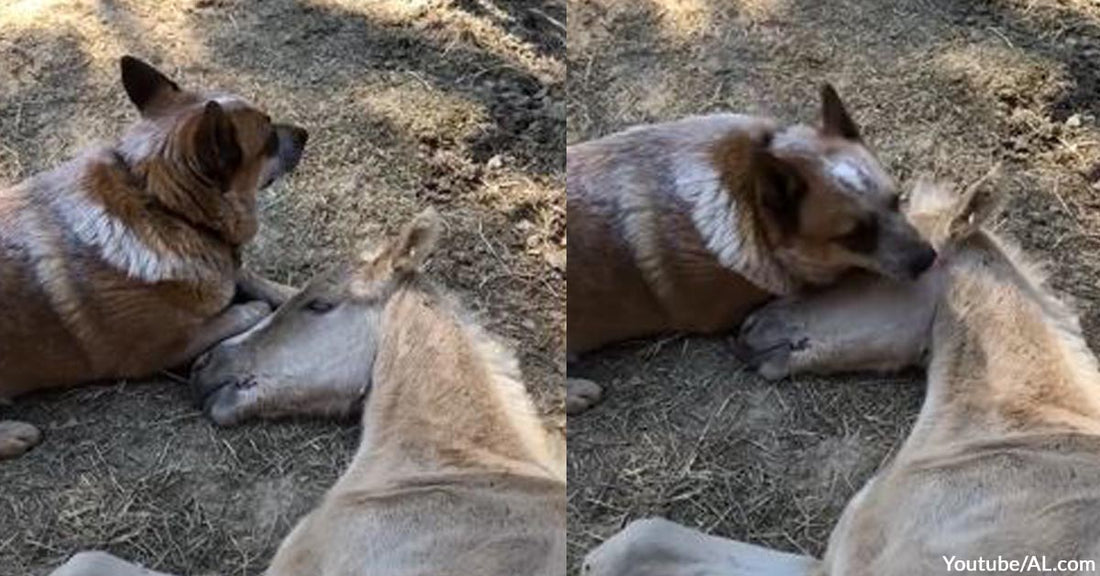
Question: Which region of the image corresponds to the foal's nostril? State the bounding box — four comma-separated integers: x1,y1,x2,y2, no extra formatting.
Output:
192,352,213,373
908,246,938,278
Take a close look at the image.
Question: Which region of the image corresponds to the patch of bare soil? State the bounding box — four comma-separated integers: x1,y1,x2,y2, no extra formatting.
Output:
0,0,564,574
567,0,1100,573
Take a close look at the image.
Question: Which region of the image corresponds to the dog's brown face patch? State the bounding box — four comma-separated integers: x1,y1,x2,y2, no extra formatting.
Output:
752,86,936,285
116,56,308,246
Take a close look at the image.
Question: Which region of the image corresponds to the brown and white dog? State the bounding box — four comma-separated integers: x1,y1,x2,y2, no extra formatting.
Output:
0,56,308,459
566,85,936,412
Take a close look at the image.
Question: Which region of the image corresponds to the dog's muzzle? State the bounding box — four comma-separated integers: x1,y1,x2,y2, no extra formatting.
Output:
278,124,309,173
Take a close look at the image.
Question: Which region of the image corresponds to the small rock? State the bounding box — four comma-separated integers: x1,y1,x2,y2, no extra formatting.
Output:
1066,114,1082,129
486,155,504,170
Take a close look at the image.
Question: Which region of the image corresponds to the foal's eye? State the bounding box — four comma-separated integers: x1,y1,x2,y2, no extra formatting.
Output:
888,195,901,211
304,299,336,314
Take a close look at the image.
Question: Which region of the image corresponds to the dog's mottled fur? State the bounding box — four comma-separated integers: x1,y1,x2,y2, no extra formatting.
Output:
586,178,1100,576
50,211,566,576
0,56,306,459
566,85,934,412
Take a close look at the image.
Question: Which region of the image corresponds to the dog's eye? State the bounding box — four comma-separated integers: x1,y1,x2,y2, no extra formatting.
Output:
304,299,336,314
838,219,879,254
263,131,279,156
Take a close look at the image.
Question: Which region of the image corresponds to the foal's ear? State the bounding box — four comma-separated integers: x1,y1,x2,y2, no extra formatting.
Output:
392,208,442,275
906,164,1004,245
949,164,1004,239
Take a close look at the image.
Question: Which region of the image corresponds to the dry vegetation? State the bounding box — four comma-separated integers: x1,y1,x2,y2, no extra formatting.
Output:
0,0,564,574
567,0,1100,573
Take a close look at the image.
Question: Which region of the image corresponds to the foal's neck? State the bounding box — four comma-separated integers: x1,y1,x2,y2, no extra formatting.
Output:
344,288,556,491
913,234,1100,450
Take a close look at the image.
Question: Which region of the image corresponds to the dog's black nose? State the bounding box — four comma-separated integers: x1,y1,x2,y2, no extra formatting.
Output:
908,246,937,278
289,126,308,148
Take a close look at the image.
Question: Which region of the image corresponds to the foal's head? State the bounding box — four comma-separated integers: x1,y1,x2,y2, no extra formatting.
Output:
190,209,442,426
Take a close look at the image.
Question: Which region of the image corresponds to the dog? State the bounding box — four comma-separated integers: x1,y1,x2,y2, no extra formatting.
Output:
586,177,1100,576
566,85,936,412
0,56,307,459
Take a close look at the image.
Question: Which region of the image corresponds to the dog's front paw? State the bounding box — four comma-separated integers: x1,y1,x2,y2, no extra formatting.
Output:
230,301,272,332
0,420,42,459
734,304,811,380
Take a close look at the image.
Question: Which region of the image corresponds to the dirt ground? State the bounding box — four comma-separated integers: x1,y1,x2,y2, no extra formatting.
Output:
567,0,1100,573
0,0,564,574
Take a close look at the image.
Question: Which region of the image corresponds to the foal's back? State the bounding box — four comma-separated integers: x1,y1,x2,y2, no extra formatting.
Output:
267,288,566,576
271,472,565,576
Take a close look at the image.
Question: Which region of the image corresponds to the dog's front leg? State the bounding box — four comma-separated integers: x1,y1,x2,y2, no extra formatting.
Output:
49,551,178,576
736,270,940,379
169,301,272,368
236,268,297,307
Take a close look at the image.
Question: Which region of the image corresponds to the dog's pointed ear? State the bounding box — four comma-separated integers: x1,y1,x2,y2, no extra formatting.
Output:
392,208,442,275
820,83,861,141
194,101,242,190
120,56,180,114
754,149,807,235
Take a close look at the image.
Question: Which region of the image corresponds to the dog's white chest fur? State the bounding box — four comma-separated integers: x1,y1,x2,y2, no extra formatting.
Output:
674,150,792,294
57,191,191,283
46,181,225,286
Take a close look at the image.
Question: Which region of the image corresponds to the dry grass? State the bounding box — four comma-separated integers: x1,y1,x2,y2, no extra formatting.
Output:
567,0,1100,573
0,0,564,574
